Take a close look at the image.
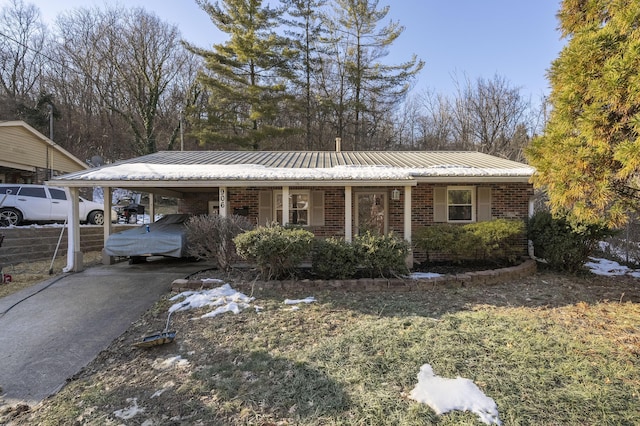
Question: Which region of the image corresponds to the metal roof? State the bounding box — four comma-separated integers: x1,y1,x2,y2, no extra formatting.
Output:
104,150,527,169
51,151,534,190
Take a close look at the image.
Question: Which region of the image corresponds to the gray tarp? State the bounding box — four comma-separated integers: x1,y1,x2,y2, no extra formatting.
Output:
105,214,190,258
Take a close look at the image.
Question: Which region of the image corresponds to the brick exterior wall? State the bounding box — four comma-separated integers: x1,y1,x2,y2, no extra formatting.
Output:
177,181,533,264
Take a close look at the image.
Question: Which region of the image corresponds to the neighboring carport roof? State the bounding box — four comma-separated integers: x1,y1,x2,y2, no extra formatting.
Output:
51,151,534,192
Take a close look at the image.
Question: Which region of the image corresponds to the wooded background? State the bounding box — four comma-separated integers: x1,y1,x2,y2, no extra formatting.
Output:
0,0,545,165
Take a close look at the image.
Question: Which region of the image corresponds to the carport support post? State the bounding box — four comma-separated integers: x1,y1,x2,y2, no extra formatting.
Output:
64,187,83,272
102,186,115,265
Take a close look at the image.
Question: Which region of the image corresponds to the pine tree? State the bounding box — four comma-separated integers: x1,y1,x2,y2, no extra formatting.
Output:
526,0,640,227
323,0,423,149
282,0,327,150
188,0,298,150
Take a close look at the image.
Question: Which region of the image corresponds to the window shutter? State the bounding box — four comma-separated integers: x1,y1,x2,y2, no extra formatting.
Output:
433,187,447,222
258,190,272,225
310,191,325,226
477,187,492,222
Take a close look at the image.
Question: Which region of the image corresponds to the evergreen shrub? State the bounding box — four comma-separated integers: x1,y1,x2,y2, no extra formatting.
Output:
312,237,359,279
234,223,314,280
527,211,614,272
415,219,525,265
353,231,410,278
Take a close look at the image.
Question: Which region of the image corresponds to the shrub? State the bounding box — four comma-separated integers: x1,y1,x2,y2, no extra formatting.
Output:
414,224,479,263
186,214,254,271
465,219,525,264
528,211,615,272
234,223,314,280
415,220,525,265
312,237,359,279
353,231,410,278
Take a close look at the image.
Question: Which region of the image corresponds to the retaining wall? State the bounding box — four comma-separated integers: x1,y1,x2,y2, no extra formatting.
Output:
172,258,538,293
0,225,133,266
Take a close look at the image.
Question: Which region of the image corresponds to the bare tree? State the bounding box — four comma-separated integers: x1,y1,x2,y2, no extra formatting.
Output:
53,5,192,158
0,0,47,117
451,74,533,159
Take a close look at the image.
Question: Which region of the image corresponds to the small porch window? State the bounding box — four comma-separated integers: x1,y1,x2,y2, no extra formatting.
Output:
275,190,309,225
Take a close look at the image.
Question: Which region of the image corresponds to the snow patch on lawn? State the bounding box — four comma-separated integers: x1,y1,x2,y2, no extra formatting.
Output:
585,257,640,277
113,398,145,420
410,364,501,425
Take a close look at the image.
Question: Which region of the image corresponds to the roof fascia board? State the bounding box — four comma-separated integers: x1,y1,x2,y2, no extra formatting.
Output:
49,179,419,188
414,176,532,184
0,160,36,172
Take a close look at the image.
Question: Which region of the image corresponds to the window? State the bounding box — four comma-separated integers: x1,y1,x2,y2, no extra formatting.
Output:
447,187,475,222
0,186,20,195
275,191,309,225
18,186,46,198
49,188,67,200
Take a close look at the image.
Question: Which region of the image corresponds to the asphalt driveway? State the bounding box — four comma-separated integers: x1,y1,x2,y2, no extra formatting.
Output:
0,257,211,408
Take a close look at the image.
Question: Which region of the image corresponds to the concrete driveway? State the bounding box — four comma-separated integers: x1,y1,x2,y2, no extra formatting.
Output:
0,257,212,408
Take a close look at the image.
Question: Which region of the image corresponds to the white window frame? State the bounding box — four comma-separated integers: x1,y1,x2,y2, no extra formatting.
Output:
274,189,310,226
447,186,475,223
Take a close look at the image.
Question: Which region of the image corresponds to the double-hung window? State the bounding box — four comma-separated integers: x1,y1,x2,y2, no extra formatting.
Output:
275,190,309,225
447,186,475,222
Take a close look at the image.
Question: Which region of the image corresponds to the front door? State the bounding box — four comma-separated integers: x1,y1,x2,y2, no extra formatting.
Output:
355,192,387,235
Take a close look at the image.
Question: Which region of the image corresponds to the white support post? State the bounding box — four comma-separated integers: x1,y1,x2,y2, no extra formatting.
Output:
219,187,228,217
282,186,290,226
404,186,412,243
345,186,352,242
64,187,83,272
102,187,114,265
404,185,413,268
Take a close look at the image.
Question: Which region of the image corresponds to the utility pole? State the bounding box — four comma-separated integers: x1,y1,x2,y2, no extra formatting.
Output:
179,110,184,151
47,104,53,180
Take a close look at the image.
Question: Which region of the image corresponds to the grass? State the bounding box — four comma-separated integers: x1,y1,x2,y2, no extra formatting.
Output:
3,267,640,425
0,251,104,299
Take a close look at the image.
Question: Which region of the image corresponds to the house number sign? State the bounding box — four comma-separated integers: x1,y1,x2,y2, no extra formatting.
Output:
219,188,226,209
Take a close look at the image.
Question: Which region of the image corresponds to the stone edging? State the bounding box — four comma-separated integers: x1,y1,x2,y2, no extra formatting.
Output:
171,258,537,293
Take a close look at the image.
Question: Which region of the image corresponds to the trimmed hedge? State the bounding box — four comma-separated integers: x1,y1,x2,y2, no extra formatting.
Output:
415,219,525,265
312,232,410,279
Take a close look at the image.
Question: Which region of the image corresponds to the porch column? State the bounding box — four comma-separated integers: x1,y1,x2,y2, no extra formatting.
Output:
102,186,114,265
404,185,413,267
64,187,83,272
219,186,228,217
403,185,412,243
345,186,352,242
282,186,290,226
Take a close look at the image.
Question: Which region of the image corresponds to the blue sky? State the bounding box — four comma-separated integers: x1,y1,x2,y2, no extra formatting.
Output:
20,0,564,100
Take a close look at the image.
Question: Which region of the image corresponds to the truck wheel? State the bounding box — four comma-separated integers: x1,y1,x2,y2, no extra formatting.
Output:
0,208,22,226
